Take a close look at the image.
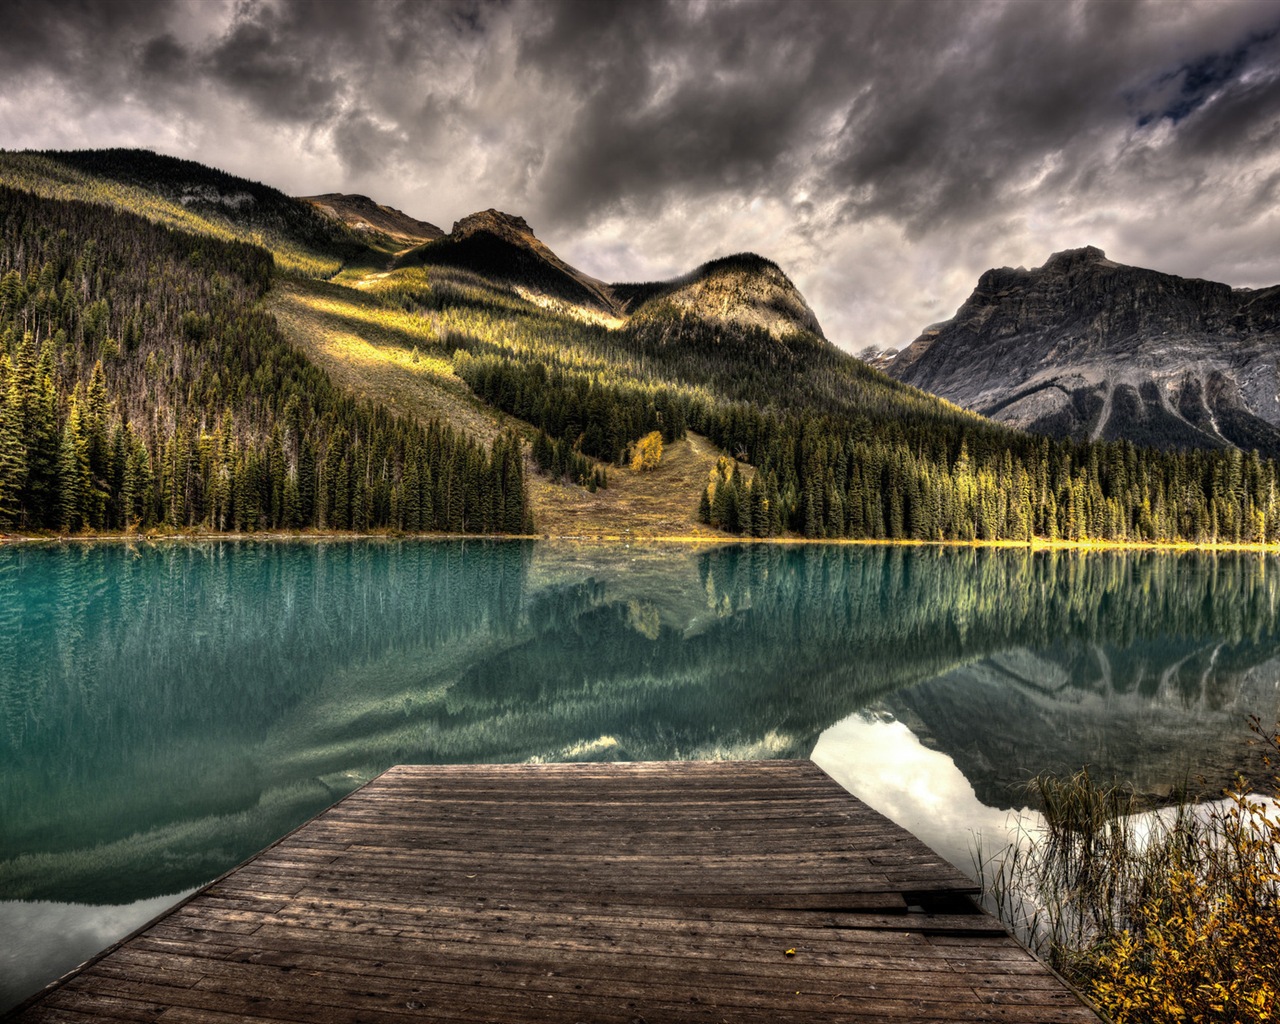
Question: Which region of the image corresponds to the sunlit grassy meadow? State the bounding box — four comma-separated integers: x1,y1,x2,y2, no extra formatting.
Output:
269,265,724,536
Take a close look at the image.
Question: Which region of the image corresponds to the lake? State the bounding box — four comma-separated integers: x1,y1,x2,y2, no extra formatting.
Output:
3,539,1279,1010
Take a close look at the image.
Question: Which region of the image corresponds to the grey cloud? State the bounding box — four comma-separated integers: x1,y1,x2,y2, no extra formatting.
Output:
3,0,1280,353
521,1,855,224
203,9,345,123
821,1,1147,231
514,0,1131,233
331,112,403,176
517,0,1280,243
1162,44,1280,164
138,33,190,80
0,0,186,98
1132,22,1280,126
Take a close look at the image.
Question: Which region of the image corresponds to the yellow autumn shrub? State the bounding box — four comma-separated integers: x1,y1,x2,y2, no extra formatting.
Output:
630,431,663,472
1086,791,1279,1024
984,719,1280,1024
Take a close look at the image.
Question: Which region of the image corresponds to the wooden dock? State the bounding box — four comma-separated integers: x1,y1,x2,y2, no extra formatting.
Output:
9,761,1100,1023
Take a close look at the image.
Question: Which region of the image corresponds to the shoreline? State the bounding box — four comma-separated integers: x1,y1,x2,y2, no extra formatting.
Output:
2,528,1279,553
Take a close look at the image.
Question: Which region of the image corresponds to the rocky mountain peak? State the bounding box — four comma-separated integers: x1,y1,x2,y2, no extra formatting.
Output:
414,209,620,319
303,192,443,244
1042,245,1111,272
614,253,825,342
888,247,1280,456
409,209,827,340
450,209,537,246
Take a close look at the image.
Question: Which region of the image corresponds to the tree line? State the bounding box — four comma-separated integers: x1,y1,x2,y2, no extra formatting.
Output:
452,331,1280,544
691,401,1280,544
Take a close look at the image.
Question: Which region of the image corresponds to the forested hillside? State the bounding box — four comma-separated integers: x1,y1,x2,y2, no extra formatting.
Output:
0,149,382,276
401,249,1280,544
0,186,530,534
1,147,1276,545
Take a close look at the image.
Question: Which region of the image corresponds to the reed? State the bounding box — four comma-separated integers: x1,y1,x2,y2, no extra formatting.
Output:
978,717,1279,1023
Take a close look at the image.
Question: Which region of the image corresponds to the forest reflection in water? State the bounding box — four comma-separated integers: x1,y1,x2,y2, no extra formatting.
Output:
2,540,1279,1008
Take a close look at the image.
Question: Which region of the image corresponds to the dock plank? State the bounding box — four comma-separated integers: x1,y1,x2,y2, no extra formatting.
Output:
7,761,1100,1023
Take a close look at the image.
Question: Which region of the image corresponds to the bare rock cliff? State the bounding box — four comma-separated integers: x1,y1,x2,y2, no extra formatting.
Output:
889,247,1280,455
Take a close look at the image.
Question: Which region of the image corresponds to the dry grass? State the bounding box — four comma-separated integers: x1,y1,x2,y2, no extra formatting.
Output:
268,276,731,538
268,278,505,445
979,732,1280,1024
531,433,726,538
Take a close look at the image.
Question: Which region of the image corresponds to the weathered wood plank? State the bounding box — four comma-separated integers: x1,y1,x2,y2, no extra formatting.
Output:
7,761,1099,1024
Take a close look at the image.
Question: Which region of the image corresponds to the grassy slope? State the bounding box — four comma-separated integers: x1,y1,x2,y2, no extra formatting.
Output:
531,433,724,538
0,149,975,539
269,274,724,535
0,150,387,277
269,277,503,443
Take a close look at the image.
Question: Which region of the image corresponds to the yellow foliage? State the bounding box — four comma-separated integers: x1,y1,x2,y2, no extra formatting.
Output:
988,723,1280,1024
631,431,663,472
1085,798,1280,1024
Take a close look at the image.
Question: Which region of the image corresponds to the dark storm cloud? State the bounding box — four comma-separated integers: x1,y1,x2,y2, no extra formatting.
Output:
541,0,1280,248
1133,24,1280,126
508,0,1280,237
0,0,175,94
519,0,841,224
520,1,1043,224
1157,31,1280,163
6,0,1277,228
138,33,189,80
2,0,1279,349
205,15,343,123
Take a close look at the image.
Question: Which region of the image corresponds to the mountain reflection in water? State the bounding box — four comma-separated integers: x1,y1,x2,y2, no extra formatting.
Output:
2,540,1279,1009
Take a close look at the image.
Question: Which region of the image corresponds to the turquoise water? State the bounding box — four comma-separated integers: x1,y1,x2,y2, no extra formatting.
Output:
3,540,1280,1008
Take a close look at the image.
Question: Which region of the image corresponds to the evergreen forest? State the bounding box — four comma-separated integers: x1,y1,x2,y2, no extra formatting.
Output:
0,147,1277,545
0,185,530,535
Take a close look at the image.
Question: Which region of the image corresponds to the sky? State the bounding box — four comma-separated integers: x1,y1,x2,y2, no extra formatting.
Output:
2,0,1279,353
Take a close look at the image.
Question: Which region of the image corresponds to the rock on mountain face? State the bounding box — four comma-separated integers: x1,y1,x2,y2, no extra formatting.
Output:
405,212,826,341
614,253,825,341
401,209,622,319
889,247,1280,456
302,193,443,245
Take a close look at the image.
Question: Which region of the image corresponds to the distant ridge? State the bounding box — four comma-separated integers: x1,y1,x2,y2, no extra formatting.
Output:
303,192,444,245
890,246,1280,456
0,147,369,275
615,253,825,341
397,212,829,342
398,208,621,318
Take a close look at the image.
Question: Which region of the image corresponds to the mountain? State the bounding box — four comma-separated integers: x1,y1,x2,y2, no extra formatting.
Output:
889,246,1280,457
302,192,444,247
399,209,621,319
886,641,1280,810
0,148,373,275
397,215,828,342
0,170,530,537
0,147,1275,544
615,252,825,341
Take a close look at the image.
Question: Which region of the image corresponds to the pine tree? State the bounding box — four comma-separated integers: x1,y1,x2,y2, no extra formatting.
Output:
122,432,153,528
58,392,91,532
0,363,27,530
15,338,58,527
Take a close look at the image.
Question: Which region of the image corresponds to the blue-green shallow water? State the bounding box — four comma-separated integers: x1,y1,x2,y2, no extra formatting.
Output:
4,540,1280,1009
